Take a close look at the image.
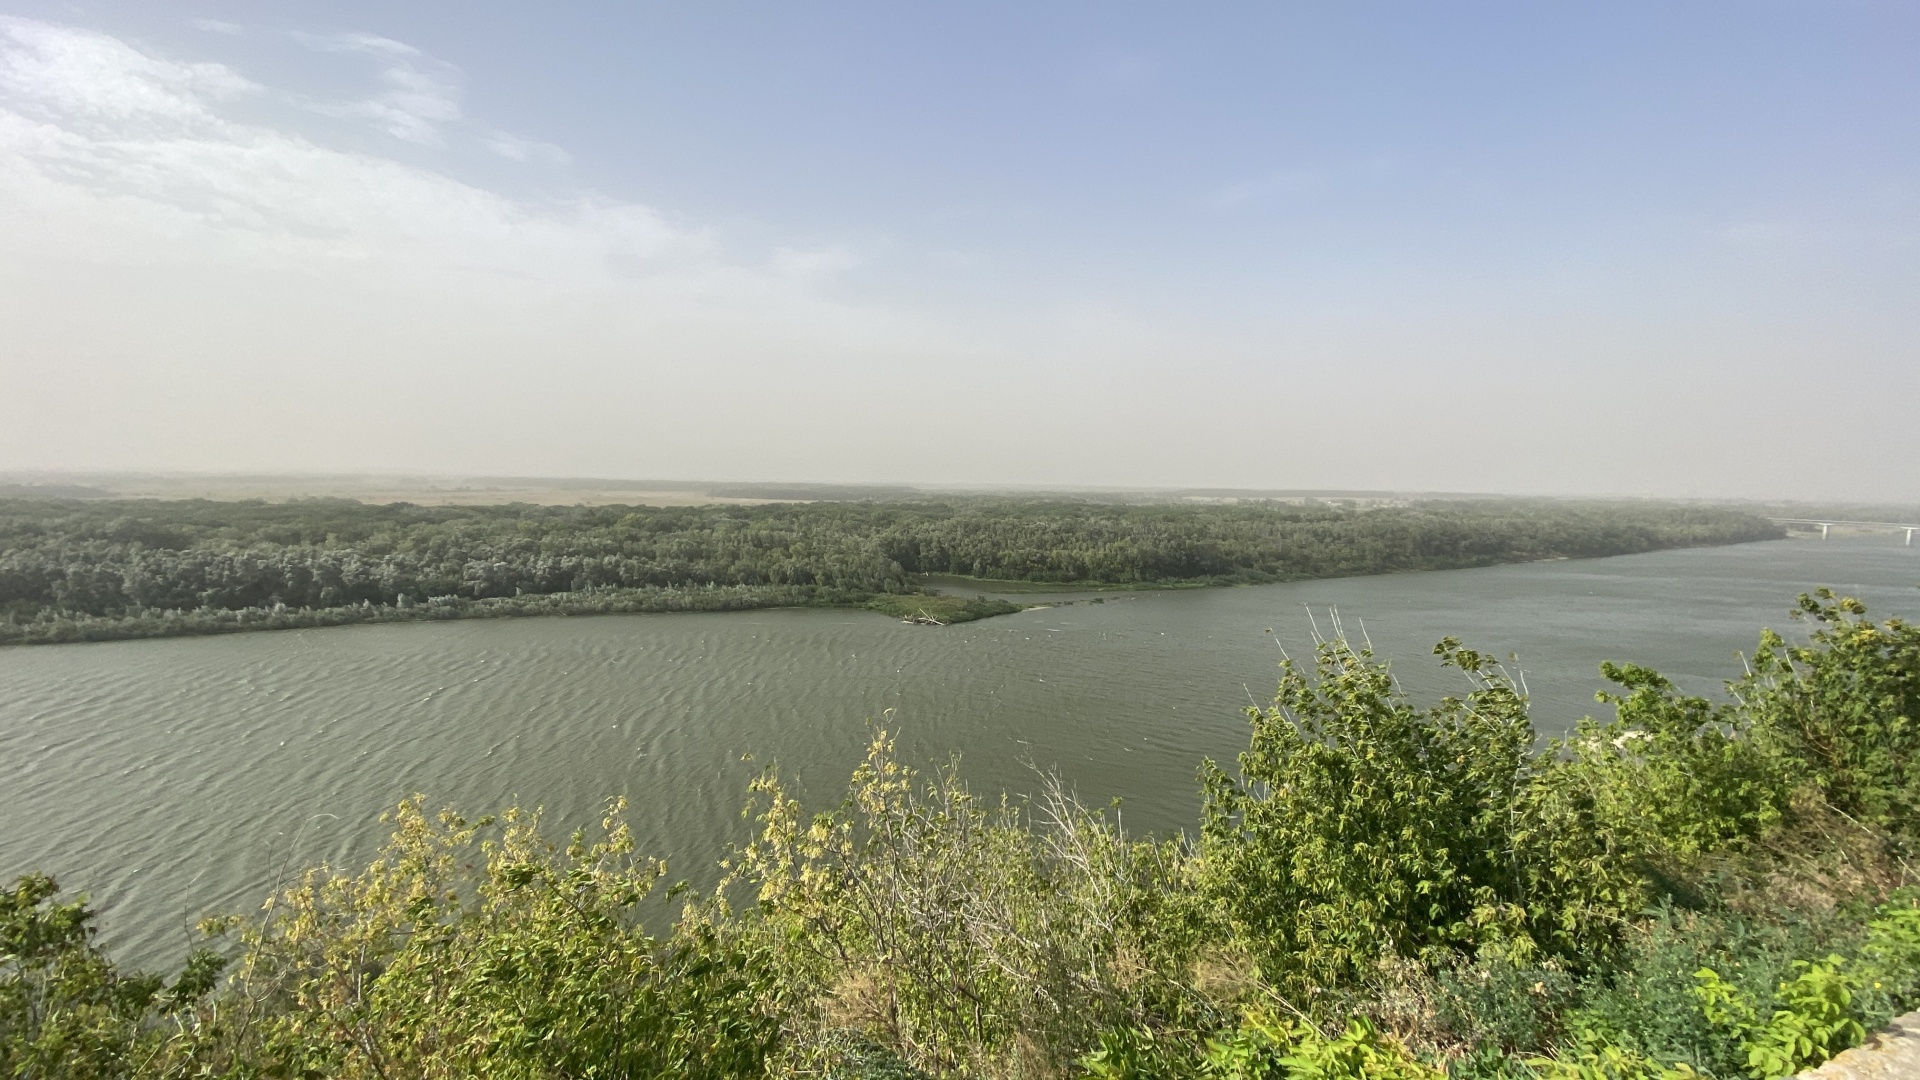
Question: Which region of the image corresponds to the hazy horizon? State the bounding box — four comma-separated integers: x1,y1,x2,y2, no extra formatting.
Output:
3,4,1916,501
11,470,1920,518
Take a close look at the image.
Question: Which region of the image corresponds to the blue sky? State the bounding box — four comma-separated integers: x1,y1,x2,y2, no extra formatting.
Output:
1,2,1915,497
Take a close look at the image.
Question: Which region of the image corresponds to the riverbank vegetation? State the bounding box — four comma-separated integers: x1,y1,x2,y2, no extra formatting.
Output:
0,497,1778,644
863,593,1025,624
6,590,1918,1078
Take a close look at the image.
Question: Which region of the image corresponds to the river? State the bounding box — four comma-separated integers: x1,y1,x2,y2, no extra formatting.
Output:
2,536,1915,968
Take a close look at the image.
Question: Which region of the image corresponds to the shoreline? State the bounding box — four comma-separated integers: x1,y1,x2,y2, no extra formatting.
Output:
0,586,1027,648
0,537,1787,648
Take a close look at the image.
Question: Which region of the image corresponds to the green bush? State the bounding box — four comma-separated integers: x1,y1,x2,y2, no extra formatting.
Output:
1200,1012,1440,1080
1739,591,1920,833
816,1031,935,1080
727,731,1202,1078
1431,956,1577,1057
1854,892,1920,1023
1693,956,1865,1079
1563,907,1783,1076
0,873,220,1079
1076,1012,1441,1080
1197,636,1642,997
183,798,776,1079
1558,663,1792,860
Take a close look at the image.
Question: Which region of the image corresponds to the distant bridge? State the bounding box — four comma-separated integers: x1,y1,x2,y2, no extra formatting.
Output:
1771,518,1919,545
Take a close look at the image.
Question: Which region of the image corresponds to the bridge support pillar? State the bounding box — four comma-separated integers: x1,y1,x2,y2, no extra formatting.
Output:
1821,523,1830,539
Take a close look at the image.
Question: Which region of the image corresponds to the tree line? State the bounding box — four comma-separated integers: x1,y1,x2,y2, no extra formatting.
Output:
0,497,1780,643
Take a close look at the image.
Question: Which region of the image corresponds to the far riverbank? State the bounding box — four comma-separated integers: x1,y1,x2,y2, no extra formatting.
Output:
0,496,1781,646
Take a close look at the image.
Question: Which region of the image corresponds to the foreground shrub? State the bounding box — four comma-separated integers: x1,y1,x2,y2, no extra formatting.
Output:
191,798,776,1079
726,731,1202,1078
1197,635,1645,999
1428,955,1578,1058
1077,1011,1441,1080
1739,591,1920,833
1558,663,1792,861
1201,1011,1441,1080
1857,893,1920,1017
1693,957,1866,1078
1564,905,1795,1076
0,873,220,1079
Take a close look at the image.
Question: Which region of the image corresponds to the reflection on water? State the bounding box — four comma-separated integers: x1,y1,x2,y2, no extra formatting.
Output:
1,537,1914,967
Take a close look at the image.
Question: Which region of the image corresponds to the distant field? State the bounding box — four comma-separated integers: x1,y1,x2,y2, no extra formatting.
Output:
0,473,1456,508
191,486,792,508
0,475,791,507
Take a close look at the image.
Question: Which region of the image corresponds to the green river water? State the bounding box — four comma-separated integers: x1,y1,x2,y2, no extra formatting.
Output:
2,536,1915,968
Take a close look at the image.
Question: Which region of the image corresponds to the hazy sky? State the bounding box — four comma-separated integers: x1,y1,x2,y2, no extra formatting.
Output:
1,3,1915,498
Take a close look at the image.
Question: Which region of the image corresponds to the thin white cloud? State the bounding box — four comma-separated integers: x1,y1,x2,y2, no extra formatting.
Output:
294,31,419,59
484,130,570,164
0,18,866,301
0,18,258,127
291,29,460,144
281,31,561,161
191,19,243,36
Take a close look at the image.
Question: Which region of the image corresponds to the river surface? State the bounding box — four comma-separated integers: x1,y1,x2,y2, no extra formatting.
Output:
3,536,1916,968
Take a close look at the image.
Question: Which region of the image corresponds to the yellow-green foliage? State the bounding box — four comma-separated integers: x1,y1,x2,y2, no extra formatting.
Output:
1692,958,1866,1079
726,730,1197,1077
5,591,1919,1079
1076,1010,1442,1080
1859,896,1920,1009
1522,1042,1703,1080
171,798,776,1079
1202,1012,1441,1080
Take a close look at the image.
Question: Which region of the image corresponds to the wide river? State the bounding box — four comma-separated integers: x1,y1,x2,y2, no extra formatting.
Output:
3,536,1916,968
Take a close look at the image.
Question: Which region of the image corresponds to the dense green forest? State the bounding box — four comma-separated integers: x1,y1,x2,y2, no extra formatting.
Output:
6,590,1920,1079
0,498,1779,644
